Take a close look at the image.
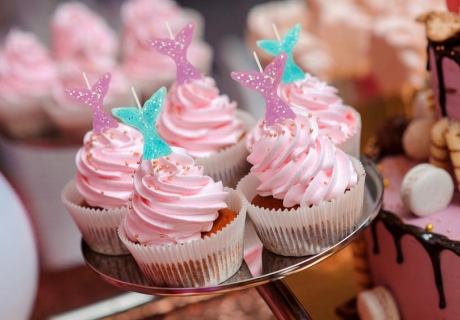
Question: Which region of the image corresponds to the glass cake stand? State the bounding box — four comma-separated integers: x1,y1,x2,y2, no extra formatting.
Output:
82,157,383,319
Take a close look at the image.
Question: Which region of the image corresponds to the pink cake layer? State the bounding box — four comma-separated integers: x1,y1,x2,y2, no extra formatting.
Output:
379,155,460,240
364,155,460,319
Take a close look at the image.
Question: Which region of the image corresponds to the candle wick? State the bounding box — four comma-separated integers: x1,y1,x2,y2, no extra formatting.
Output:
272,23,281,41
82,72,91,90
253,51,263,73
131,87,142,109
165,22,174,40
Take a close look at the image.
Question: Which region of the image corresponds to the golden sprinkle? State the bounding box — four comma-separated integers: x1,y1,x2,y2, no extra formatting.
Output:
155,186,159,190
131,175,134,178
268,147,271,151
249,145,253,149
136,160,141,164
100,191,105,195
308,113,312,118
160,234,165,238
134,152,140,156
291,133,295,137
323,181,328,185
186,166,190,170
383,178,389,187
425,224,433,232
168,176,173,180
290,123,294,126
301,124,305,128
135,234,138,238
169,170,173,174
129,206,133,209
124,130,128,135
166,156,171,160
94,167,98,171
198,166,202,170
125,161,129,166
309,128,313,133
281,121,286,126
148,184,151,188
281,130,286,134
150,172,154,176
129,197,132,201
376,164,383,172
183,165,187,169
176,162,180,165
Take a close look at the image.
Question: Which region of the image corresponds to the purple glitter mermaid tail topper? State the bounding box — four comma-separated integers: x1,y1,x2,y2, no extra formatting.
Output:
148,22,203,86
65,72,118,134
231,52,296,126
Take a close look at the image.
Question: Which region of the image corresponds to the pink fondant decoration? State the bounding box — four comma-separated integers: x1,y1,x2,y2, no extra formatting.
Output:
446,0,460,13
231,53,296,126
442,57,460,122
148,22,203,86
65,72,118,134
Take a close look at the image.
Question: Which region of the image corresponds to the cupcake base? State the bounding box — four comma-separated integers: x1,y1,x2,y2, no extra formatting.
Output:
237,157,366,257
118,188,247,288
61,180,130,256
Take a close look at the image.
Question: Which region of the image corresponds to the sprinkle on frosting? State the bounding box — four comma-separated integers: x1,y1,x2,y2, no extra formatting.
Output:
148,22,203,85
112,87,172,160
248,113,357,207
124,147,228,245
257,23,306,84
231,52,296,126
65,72,118,134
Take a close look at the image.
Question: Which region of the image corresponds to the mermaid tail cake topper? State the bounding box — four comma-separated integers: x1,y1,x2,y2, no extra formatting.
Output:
257,23,305,84
231,52,296,126
111,87,172,161
148,22,203,86
65,72,118,134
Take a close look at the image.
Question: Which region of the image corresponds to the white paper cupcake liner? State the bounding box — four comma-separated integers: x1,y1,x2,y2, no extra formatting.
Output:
336,109,362,159
118,188,247,288
237,156,366,257
61,180,130,255
195,110,255,189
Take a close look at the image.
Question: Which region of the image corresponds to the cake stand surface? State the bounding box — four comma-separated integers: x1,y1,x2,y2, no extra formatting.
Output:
82,157,383,319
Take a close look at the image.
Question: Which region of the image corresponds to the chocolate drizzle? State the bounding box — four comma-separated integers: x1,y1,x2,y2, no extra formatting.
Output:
427,40,460,118
371,210,460,309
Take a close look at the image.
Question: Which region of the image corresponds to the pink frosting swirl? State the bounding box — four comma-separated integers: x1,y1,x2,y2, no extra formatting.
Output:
75,123,143,209
157,77,245,158
124,147,228,245
0,29,57,103
247,114,357,207
248,74,359,147
50,2,118,71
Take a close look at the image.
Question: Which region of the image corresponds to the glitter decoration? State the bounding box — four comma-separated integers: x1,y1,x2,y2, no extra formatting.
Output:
148,22,203,86
231,52,296,126
257,24,305,84
65,72,118,134
111,87,172,160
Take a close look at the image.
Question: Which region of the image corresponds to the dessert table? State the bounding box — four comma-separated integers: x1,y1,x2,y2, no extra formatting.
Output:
82,156,383,319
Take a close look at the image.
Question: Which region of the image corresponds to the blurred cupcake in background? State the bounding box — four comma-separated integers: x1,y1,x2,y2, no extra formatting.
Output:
44,1,131,143
0,29,58,139
120,0,213,101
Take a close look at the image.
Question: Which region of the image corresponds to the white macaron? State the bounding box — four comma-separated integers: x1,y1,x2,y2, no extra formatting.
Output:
400,163,454,217
357,286,400,320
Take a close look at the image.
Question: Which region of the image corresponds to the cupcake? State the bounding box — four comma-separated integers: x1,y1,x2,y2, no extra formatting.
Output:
112,87,247,287
149,22,254,188
61,73,143,255
0,29,58,139
44,2,131,142
254,24,361,157
233,53,365,257
120,0,212,101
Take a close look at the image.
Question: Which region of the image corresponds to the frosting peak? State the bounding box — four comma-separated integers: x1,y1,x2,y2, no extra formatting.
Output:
157,77,245,158
75,123,143,209
124,147,228,245
248,114,357,207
